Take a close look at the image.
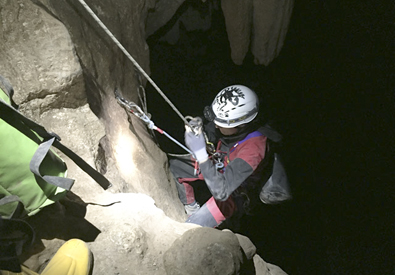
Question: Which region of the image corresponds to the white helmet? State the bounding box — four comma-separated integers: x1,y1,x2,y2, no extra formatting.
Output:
207,85,259,128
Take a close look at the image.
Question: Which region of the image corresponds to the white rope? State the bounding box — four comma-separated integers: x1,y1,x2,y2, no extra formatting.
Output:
76,0,191,127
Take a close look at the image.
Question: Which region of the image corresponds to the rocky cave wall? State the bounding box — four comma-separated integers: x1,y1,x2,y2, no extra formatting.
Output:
0,0,293,274
0,0,186,221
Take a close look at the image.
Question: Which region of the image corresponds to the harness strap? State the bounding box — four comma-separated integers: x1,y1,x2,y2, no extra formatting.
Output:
229,131,263,154
212,131,264,171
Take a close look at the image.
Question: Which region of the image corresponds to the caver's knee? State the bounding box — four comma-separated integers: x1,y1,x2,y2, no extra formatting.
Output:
186,197,229,228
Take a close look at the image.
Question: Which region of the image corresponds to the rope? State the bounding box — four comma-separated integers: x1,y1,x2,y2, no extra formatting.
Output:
135,67,148,114
115,91,194,156
76,0,191,128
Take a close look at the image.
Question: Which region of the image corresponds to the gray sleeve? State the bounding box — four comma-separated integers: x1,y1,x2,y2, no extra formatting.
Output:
199,158,254,201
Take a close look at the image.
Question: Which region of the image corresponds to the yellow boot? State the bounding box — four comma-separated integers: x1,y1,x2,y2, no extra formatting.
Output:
40,239,92,275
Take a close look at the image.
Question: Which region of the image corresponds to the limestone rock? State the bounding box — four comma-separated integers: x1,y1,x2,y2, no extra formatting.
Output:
235,232,257,260
23,192,199,274
163,227,247,275
16,104,195,274
221,0,253,65
180,2,212,32
35,105,127,202
5,0,186,221
0,0,85,118
146,0,185,37
147,0,213,45
221,0,294,66
251,0,294,66
253,254,289,275
82,192,199,274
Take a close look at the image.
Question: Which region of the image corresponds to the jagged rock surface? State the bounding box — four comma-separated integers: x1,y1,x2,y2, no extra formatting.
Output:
1,0,186,220
0,0,86,117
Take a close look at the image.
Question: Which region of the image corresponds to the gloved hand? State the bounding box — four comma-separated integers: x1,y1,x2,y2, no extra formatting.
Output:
187,116,203,135
185,127,209,162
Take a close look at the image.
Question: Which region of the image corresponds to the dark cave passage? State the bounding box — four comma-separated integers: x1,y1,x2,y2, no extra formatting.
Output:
146,1,393,274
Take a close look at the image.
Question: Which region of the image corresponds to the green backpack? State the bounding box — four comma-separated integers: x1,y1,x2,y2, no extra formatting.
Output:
0,76,111,218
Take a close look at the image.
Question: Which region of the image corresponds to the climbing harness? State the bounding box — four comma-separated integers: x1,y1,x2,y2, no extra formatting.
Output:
210,131,264,174
114,90,194,157
211,140,227,172
76,0,195,133
212,152,225,170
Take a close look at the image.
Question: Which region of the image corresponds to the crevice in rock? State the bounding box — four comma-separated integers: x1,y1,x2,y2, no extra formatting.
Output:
94,135,109,175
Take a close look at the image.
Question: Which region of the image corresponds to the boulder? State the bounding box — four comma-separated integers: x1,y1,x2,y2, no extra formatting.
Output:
164,228,287,275
253,255,289,275
163,227,246,275
0,0,85,118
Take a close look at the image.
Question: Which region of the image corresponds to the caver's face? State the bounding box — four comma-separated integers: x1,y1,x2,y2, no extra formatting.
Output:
215,124,239,136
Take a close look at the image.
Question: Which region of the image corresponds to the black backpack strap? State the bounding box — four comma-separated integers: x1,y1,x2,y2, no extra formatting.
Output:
52,139,112,189
0,99,112,190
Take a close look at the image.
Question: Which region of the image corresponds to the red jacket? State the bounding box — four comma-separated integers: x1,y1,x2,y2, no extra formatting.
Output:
199,128,268,202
